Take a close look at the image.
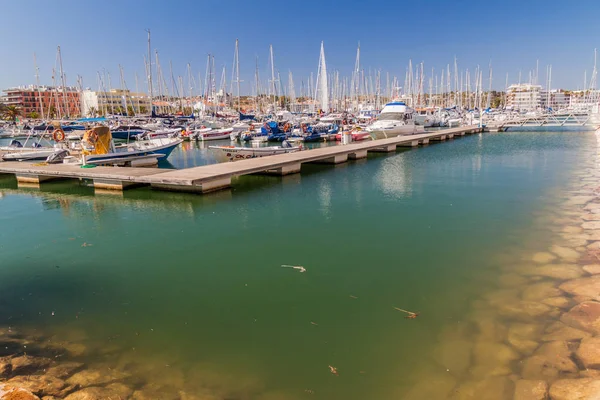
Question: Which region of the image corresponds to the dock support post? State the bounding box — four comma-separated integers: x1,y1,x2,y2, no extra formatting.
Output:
431,135,447,141
93,179,142,191
447,133,454,139
151,177,232,194
15,174,61,184
420,138,430,145
399,140,419,147
312,154,348,164
370,144,397,153
265,163,301,176
348,150,368,160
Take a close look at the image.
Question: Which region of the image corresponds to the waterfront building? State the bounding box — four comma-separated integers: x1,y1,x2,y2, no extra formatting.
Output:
81,89,152,117
540,89,571,110
1,85,80,118
505,84,542,112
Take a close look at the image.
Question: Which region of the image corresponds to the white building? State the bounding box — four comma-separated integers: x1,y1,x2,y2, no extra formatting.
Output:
540,89,570,110
505,84,542,111
81,89,151,117
569,90,600,110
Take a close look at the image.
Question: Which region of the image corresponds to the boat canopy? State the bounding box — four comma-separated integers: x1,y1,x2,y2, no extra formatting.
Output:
82,126,112,155
77,117,107,123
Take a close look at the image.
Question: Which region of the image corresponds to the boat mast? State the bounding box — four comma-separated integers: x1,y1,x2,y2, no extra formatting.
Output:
57,46,69,119
33,53,44,118
146,29,153,105
135,72,141,114
234,39,241,112
269,45,277,110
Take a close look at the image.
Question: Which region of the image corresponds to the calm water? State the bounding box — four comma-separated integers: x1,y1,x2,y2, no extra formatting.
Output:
0,131,592,399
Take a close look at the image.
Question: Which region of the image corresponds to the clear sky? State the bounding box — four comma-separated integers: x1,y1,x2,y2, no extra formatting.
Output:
1,0,599,94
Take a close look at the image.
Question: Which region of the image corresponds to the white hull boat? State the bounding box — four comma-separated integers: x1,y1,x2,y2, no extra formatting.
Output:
366,102,425,139
197,128,234,141
208,143,302,162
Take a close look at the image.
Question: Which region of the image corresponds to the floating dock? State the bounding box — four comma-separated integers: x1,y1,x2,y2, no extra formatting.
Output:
0,126,483,194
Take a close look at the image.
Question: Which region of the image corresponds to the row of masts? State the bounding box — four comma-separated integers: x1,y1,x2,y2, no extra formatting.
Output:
29,37,600,119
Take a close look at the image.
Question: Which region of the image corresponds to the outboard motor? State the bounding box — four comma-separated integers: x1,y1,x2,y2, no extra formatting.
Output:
281,140,292,148
46,149,70,164
9,140,23,148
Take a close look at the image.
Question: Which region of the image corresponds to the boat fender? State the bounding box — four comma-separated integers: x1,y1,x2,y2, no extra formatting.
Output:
52,129,66,142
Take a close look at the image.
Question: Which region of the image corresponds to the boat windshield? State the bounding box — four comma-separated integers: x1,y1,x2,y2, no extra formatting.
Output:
377,113,405,121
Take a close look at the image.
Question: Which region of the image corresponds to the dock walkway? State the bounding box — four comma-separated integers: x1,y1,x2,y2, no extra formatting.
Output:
0,126,482,193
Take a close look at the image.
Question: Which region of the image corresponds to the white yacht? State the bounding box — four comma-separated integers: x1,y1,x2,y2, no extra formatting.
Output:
366,102,425,139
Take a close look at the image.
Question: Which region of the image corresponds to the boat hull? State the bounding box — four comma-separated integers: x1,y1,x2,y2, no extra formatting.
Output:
208,145,301,162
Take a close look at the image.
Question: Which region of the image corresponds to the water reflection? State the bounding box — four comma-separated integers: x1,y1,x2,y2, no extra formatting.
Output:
376,155,412,199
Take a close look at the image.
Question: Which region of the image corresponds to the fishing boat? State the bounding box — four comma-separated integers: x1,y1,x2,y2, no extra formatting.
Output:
365,102,425,139
196,128,234,141
208,141,302,162
80,126,182,165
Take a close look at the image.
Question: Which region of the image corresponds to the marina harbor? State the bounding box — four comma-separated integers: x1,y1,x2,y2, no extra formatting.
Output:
3,1,600,400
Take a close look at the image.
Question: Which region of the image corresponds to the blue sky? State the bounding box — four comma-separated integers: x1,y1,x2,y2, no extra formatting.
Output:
1,0,599,94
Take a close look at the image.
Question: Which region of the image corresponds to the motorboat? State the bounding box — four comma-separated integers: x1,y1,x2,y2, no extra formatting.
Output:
209,141,302,162
196,128,234,141
365,102,425,139
80,126,182,165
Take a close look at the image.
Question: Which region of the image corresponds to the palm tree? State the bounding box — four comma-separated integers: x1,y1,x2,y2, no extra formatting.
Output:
1,105,22,123
139,106,148,114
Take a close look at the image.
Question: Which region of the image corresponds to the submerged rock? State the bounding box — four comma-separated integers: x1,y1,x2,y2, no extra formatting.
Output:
513,380,548,400
541,321,592,342
468,341,519,378
10,356,53,376
45,362,85,380
549,378,600,400
550,245,581,262
576,336,600,370
0,357,11,379
559,276,600,301
521,282,563,301
583,221,600,230
470,315,508,343
66,368,131,387
507,323,544,355
531,252,557,264
449,376,513,400
0,384,41,400
5,375,76,398
522,264,584,280
583,264,600,274
496,300,554,321
64,383,133,400
542,296,572,309
520,341,579,381
561,302,600,335
563,226,584,234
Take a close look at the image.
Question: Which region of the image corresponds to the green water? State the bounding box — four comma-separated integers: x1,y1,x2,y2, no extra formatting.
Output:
0,132,592,399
